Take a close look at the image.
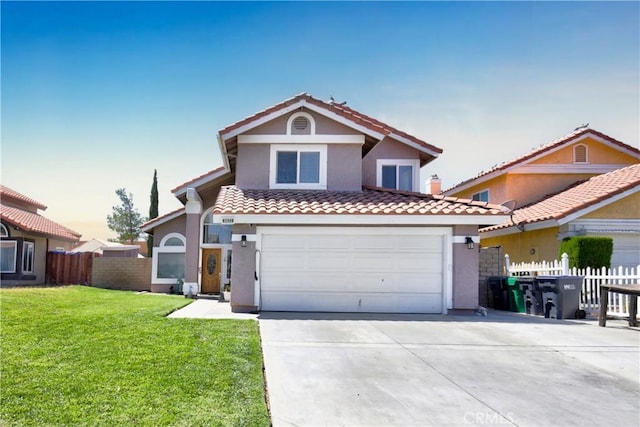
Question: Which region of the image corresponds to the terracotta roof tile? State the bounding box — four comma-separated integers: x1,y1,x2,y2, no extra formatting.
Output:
219,93,443,155
214,186,506,217
0,204,81,241
171,166,227,193
0,185,47,210
141,207,185,230
445,128,640,193
482,163,640,232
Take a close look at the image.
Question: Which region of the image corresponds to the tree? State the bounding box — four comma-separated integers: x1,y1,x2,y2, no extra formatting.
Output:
107,188,146,244
147,170,159,256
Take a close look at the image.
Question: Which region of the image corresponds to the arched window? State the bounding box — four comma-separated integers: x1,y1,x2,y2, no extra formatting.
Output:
574,144,588,163
202,212,232,244
0,223,8,237
153,233,186,284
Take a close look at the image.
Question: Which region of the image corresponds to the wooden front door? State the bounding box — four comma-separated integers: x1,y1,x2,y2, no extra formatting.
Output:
201,248,222,293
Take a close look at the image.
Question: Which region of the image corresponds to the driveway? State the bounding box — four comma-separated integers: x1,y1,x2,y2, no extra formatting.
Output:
259,311,639,426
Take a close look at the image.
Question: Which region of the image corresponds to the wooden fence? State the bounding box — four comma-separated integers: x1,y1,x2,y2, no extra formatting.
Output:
506,253,640,317
46,252,97,285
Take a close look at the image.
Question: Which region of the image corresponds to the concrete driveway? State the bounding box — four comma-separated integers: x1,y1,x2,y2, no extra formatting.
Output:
259,311,639,426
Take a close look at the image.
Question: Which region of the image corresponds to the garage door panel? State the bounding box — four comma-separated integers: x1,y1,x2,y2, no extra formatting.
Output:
259,227,447,313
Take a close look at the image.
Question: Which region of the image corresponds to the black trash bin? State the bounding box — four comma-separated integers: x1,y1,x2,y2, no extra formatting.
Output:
535,276,585,319
517,276,544,315
487,276,508,310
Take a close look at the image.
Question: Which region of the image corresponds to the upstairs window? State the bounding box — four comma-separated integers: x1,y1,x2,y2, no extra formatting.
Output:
472,190,489,202
270,144,327,190
574,144,588,163
377,159,419,192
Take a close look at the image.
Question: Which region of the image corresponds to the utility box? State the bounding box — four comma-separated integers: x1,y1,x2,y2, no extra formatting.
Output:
536,276,584,319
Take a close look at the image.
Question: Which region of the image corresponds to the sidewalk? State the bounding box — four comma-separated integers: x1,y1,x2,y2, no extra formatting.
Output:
168,298,258,320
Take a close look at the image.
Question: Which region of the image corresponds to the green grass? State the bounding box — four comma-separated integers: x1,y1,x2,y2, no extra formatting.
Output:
0,286,270,426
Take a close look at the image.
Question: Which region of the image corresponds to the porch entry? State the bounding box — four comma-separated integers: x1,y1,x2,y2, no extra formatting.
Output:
201,248,222,293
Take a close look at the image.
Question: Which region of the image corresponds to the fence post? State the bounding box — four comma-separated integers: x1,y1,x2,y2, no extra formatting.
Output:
561,252,569,275
504,254,511,276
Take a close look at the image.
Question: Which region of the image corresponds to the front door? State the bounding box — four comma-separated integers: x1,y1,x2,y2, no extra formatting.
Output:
201,248,222,293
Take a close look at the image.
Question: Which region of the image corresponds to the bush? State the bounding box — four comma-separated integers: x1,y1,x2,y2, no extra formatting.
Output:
559,236,613,269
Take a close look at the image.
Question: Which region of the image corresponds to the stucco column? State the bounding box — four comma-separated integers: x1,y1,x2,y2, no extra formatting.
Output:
452,225,480,310
183,188,202,295
230,224,257,312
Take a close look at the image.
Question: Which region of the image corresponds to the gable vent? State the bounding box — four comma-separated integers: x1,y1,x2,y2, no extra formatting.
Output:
574,144,588,163
293,116,310,131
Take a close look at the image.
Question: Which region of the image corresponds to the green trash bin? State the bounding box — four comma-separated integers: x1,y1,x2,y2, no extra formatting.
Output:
507,277,526,313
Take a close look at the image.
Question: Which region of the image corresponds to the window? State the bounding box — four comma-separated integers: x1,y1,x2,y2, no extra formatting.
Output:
0,223,9,237
377,159,419,191
472,190,489,202
22,241,34,274
152,233,186,284
270,144,327,189
574,144,588,163
0,241,17,273
202,213,232,244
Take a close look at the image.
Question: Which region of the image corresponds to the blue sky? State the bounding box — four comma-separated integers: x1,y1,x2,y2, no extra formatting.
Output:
2,1,638,241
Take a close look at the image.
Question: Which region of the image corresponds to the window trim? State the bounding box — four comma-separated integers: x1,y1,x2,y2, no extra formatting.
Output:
376,159,420,192
472,189,490,203
22,241,34,274
152,233,187,285
0,223,9,237
269,144,327,190
0,240,17,273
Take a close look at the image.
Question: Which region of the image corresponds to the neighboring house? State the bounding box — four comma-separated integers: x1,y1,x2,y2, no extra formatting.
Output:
443,128,640,266
142,93,508,313
72,238,143,258
480,164,640,268
0,185,81,286
72,238,125,255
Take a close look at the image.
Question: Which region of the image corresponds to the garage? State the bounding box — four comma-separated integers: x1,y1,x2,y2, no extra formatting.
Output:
257,226,451,313
610,234,640,269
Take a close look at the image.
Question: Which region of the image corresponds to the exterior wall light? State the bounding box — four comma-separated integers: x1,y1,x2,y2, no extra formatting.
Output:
241,235,247,247
465,237,475,250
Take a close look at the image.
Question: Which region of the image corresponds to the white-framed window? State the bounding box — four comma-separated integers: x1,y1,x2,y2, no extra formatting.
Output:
574,144,588,163
376,159,419,192
269,144,327,190
472,190,489,202
0,241,17,273
152,233,186,284
202,212,232,244
0,224,9,237
22,241,34,274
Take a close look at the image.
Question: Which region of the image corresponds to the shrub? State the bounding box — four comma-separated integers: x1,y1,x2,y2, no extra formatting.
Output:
559,236,613,269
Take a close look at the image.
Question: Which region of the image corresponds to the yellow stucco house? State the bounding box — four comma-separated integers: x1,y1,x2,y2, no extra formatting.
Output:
443,128,640,267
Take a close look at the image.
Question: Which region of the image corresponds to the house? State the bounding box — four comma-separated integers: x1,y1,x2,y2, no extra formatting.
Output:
142,93,508,313
72,238,143,258
0,185,81,286
443,128,640,266
481,164,640,268
72,238,125,255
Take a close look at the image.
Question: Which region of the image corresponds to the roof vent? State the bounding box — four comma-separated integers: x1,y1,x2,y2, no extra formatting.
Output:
293,116,310,131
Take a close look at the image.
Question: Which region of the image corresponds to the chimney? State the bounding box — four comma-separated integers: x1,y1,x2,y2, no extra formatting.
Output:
426,174,442,195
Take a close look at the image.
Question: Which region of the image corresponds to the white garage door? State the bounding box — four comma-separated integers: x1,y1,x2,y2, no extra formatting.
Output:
258,227,450,313
611,234,640,269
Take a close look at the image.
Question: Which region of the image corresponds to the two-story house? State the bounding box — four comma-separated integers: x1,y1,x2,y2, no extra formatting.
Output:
142,93,508,313
443,128,640,267
0,185,81,286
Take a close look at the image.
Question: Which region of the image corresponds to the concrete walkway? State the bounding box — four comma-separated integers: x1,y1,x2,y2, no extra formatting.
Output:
167,299,258,320
259,311,640,427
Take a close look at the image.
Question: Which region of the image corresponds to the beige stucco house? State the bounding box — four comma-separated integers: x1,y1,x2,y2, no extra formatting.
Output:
0,185,81,286
142,93,508,313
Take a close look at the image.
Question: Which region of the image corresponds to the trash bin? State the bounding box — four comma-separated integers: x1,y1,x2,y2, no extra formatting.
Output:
518,276,544,316
506,277,526,313
535,276,585,319
487,276,509,310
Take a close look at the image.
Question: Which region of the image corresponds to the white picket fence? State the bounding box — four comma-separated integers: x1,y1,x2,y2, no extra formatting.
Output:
505,253,640,317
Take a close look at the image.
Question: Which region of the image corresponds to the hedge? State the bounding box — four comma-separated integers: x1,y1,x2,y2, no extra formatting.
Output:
559,236,613,269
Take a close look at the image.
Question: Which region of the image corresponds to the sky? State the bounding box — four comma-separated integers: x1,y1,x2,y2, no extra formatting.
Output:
2,1,639,242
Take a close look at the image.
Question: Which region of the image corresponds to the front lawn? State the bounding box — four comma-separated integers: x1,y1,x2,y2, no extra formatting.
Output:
0,286,270,426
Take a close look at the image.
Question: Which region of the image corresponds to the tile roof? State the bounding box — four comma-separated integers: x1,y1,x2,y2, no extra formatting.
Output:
445,128,640,193
213,185,506,217
0,204,81,241
0,185,47,210
482,163,640,232
218,93,443,155
140,206,185,231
